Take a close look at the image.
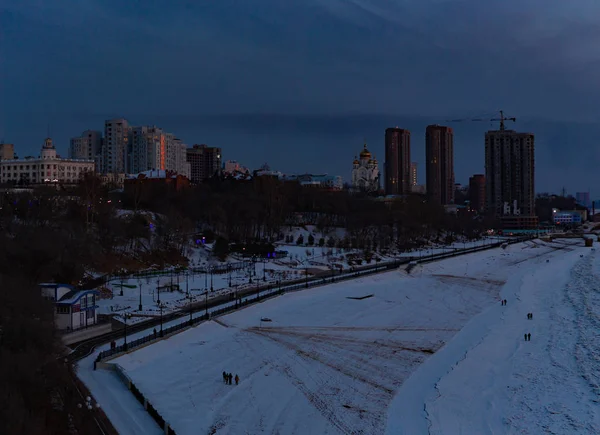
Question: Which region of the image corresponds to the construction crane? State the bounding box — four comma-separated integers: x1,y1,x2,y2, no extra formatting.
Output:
446,110,516,131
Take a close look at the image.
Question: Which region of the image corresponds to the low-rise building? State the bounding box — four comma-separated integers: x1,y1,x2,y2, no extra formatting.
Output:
40,283,99,331
124,169,190,193
553,209,584,225
0,138,94,185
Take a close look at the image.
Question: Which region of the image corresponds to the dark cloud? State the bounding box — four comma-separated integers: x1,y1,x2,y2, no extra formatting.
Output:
1,0,599,194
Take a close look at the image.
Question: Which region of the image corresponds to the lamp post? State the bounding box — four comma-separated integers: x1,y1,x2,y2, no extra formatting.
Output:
204,267,208,291
156,279,161,304
158,303,167,337
249,264,253,284
305,267,308,288
187,294,193,325
263,258,266,282
204,291,208,319
138,281,143,312
186,271,189,296
210,266,213,292
123,312,131,351
228,265,232,287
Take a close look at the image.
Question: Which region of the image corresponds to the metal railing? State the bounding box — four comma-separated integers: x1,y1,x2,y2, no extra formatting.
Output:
96,236,531,363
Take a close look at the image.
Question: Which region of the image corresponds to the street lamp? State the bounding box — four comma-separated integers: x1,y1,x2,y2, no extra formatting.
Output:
228,265,232,287
138,281,143,312
186,271,189,296
204,291,209,319
204,267,208,291
159,303,165,337
210,266,213,292
123,312,131,351
156,279,161,304
263,258,266,282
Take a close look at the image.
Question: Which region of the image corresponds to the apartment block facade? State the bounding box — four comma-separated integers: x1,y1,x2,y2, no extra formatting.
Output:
425,125,454,205
485,129,536,226
384,128,411,195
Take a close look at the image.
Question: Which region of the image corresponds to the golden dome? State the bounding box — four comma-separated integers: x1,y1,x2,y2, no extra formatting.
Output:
353,156,359,164
359,143,371,159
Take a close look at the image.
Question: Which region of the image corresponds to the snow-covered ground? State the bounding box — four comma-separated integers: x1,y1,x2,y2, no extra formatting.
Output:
388,238,600,434
98,237,503,324
83,238,590,435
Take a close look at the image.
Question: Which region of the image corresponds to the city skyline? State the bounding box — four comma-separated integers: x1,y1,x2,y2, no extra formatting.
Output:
2,1,600,193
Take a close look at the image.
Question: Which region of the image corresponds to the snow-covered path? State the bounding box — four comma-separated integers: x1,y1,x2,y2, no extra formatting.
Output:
388,243,600,434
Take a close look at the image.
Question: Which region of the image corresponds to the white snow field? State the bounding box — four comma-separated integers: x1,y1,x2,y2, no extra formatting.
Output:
89,238,592,435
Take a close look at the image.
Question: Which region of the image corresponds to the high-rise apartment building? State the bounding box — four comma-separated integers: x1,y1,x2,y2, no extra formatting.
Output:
485,129,536,227
166,134,190,179
130,126,166,174
186,144,222,184
576,192,590,208
469,174,486,213
0,143,15,160
102,118,130,174
425,125,454,205
69,130,102,162
410,162,418,187
384,128,411,195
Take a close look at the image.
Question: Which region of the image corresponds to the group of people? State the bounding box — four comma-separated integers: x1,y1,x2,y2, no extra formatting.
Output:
500,299,534,341
222,371,239,385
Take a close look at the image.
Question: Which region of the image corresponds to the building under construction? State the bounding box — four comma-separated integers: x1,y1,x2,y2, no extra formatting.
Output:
484,112,537,229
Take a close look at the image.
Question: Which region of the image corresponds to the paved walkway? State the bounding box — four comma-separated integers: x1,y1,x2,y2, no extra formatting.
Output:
62,323,113,345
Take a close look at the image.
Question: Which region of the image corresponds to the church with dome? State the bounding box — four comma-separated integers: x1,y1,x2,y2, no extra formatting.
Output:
351,143,380,193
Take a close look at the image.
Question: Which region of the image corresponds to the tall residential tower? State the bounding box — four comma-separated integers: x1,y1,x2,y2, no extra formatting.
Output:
425,125,454,205
384,128,411,195
485,129,536,227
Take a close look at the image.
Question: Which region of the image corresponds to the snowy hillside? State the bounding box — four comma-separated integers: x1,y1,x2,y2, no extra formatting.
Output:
79,238,596,435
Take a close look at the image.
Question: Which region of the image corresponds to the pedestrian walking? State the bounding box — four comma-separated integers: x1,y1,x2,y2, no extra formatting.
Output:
228,373,233,385
530,313,533,319
524,333,527,341
527,333,531,341
504,299,507,305
222,371,227,383
153,328,157,339
235,374,239,385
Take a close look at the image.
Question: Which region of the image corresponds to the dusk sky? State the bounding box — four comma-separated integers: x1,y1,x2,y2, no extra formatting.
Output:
2,0,600,193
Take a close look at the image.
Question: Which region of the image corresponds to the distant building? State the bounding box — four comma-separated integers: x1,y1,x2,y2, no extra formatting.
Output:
130,126,166,174
485,128,537,228
224,160,249,175
426,125,454,205
165,133,190,180
40,283,99,331
186,144,222,183
410,162,418,187
552,210,583,225
0,138,94,185
124,169,190,193
469,174,486,213
289,174,343,190
412,184,426,195
102,118,130,174
384,128,411,195
70,130,102,162
351,143,379,193
576,192,590,208
0,143,15,160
